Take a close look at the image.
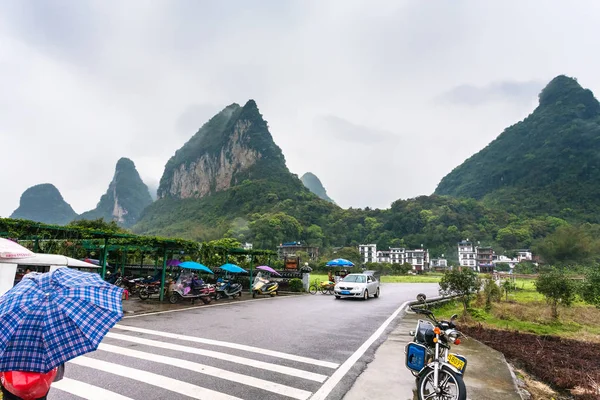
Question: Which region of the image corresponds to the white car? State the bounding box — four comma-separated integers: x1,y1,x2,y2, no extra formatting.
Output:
334,272,380,300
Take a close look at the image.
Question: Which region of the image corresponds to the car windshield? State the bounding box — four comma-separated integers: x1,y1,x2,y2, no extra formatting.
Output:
342,275,366,283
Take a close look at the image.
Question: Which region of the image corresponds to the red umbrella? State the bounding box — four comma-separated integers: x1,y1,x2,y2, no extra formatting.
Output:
256,265,281,276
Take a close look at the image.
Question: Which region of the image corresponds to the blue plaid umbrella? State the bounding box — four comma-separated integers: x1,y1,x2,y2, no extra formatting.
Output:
0,267,123,373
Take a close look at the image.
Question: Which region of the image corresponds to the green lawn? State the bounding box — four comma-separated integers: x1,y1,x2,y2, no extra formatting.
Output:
308,273,442,285
431,278,600,340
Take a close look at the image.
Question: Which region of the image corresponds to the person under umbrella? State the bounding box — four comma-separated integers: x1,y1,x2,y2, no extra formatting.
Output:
0,268,123,399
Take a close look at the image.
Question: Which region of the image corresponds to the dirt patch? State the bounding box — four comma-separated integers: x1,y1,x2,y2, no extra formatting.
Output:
459,324,600,400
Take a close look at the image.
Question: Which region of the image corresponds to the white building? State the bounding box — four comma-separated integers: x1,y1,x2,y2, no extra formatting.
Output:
376,250,390,263
430,258,449,269
492,254,519,269
516,250,533,262
405,249,429,272
242,242,253,250
458,240,477,269
361,244,429,271
359,244,377,264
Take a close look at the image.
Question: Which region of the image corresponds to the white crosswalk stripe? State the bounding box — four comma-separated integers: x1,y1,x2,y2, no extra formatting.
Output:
105,331,328,382
113,324,340,369
48,327,339,400
51,378,135,400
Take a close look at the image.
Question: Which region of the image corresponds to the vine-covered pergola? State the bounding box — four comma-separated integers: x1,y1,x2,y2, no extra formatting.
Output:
0,218,278,301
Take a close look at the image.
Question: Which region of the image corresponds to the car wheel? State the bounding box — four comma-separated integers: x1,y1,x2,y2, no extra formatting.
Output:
363,289,369,300
374,287,380,298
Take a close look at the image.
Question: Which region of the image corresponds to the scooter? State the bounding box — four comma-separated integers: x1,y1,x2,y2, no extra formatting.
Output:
168,270,212,304
252,272,279,298
215,278,243,300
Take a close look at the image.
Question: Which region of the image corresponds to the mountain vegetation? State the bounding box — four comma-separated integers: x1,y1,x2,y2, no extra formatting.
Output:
10,75,600,264
300,172,335,203
78,158,153,227
9,184,77,225
436,75,600,222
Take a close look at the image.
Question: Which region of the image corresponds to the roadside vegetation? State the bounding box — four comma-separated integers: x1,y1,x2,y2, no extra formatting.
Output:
427,226,600,399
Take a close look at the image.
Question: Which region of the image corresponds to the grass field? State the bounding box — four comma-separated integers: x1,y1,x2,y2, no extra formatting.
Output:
308,273,443,285
432,277,600,340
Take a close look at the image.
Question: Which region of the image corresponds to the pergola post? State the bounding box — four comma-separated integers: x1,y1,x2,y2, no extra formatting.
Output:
159,246,168,302
101,237,109,279
249,254,254,293
121,248,127,276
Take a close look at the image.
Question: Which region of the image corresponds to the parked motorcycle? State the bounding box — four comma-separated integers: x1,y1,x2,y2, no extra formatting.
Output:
169,270,213,304
215,278,243,300
405,293,467,400
252,272,279,298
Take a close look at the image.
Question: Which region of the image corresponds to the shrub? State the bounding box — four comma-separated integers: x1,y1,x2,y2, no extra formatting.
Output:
289,278,303,292
581,266,600,308
483,277,502,311
535,269,576,319
439,268,479,314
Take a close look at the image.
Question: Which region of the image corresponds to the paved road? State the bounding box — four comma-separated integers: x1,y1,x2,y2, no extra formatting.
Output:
48,283,439,400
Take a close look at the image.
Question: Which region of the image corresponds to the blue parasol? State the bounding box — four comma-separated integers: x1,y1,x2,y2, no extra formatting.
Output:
178,261,214,274
326,258,355,267
0,268,123,373
219,263,247,273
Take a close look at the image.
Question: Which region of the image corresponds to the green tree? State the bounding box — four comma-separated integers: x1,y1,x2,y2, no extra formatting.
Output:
535,270,577,319
501,280,513,301
495,263,511,272
438,268,479,314
68,218,127,233
482,277,502,311
533,225,598,267
580,266,600,308
331,247,362,265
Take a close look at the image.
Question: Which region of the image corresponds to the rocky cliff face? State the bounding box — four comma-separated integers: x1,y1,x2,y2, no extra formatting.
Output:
301,172,335,203
10,184,78,225
134,100,322,239
78,158,153,226
158,100,291,199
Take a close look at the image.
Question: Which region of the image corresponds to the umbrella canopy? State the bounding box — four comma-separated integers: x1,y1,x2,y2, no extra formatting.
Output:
326,258,355,267
256,265,281,276
219,263,247,273
178,261,214,274
0,268,123,373
0,238,34,260
167,259,182,267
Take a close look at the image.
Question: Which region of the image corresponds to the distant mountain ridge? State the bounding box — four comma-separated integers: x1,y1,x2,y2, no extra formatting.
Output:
300,172,335,203
78,158,153,227
10,184,77,225
435,75,600,221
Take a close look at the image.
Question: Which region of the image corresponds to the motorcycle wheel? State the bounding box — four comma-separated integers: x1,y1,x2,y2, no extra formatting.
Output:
168,293,180,304
252,291,257,298
138,288,149,300
417,366,466,400
201,296,211,304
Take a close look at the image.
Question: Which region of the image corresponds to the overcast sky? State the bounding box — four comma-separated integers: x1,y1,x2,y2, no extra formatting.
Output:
1,0,600,217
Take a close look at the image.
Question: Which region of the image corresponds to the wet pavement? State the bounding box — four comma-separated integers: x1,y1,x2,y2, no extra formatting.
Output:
343,313,522,400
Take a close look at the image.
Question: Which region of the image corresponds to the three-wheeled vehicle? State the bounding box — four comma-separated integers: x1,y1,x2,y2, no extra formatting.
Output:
168,261,216,304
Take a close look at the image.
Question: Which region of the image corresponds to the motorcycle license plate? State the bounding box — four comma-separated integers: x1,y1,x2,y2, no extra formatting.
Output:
447,354,465,371
341,290,350,295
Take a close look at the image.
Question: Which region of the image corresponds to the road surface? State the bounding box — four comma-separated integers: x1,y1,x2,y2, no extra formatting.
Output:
48,283,439,400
